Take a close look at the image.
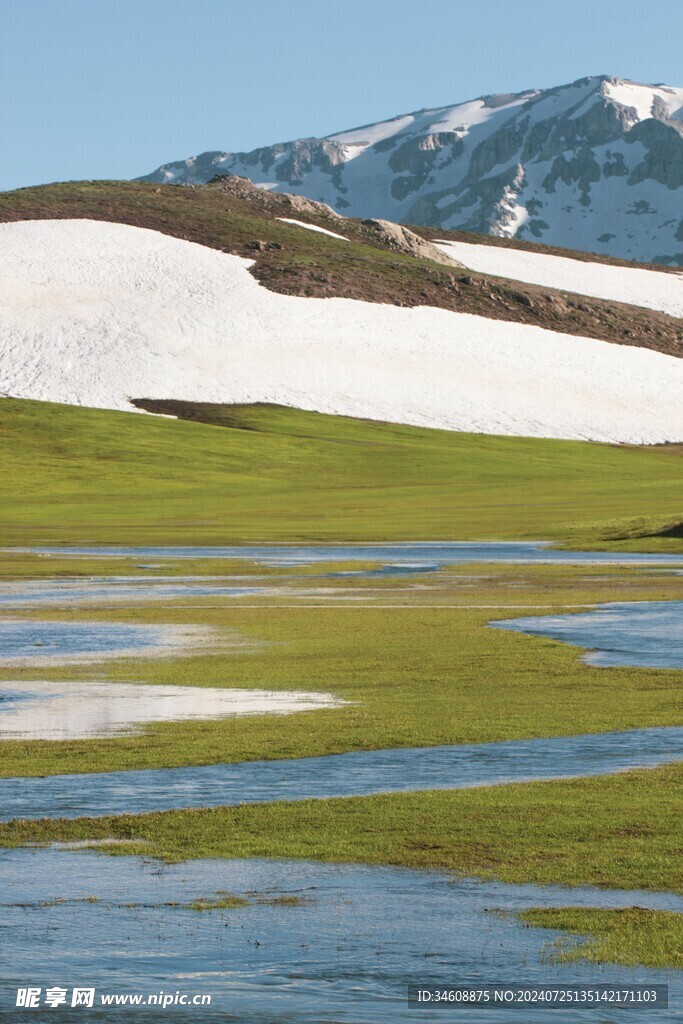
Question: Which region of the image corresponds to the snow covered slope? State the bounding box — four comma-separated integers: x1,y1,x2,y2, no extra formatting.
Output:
434,240,683,317
1,220,682,444
140,76,683,267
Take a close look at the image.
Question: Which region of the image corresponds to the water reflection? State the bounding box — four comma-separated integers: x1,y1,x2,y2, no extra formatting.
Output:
10,541,683,565
0,679,343,740
0,620,208,666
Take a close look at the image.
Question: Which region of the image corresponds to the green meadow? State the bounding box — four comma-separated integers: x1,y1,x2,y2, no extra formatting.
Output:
1,397,681,548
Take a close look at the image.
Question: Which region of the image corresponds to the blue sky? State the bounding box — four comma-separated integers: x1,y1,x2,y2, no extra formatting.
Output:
1,0,681,191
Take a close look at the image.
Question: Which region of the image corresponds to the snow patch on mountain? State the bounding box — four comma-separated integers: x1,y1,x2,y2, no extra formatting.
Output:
1,219,682,444
276,218,348,240
602,80,683,121
329,114,417,153
434,240,683,317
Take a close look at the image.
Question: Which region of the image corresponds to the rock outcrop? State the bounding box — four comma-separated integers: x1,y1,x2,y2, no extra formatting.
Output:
359,219,461,266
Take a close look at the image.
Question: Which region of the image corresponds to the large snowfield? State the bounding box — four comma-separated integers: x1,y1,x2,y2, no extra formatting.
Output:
434,240,683,319
1,219,682,444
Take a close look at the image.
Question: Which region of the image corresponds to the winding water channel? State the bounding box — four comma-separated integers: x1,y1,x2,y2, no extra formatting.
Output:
4,727,682,821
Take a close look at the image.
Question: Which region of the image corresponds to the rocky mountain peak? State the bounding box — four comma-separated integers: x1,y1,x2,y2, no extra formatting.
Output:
140,76,683,265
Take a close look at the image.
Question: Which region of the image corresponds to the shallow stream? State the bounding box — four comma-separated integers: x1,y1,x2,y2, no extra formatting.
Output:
0,849,680,1023
4,727,681,821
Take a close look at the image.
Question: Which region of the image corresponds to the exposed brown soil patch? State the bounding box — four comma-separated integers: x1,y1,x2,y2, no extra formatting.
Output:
132,398,273,430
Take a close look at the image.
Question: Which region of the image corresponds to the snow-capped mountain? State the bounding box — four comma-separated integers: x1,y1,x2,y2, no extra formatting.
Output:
140,75,683,266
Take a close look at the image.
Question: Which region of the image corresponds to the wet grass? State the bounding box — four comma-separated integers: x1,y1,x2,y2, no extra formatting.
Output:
518,907,683,969
6,896,101,908
1,565,681,777
3,763,681,894
0,552,385,581
1,398,682,550
6,892,309,912
182,895,251,911
142,892,311,911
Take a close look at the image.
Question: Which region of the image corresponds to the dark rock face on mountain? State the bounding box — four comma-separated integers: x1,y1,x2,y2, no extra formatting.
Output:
140,76,683,265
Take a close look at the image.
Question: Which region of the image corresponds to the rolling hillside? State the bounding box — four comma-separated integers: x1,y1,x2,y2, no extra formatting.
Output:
1,180,681,444
1,398,682,548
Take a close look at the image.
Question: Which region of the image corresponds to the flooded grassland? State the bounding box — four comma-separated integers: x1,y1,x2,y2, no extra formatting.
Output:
0,546,681,1019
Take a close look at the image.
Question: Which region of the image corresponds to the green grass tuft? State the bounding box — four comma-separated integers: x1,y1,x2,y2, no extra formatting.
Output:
519,907,683,969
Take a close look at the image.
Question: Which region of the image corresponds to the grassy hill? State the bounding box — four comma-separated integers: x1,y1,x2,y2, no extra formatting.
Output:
1,397,681,548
